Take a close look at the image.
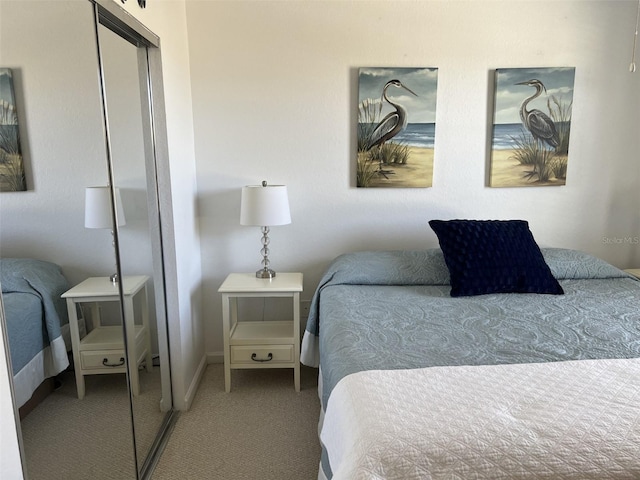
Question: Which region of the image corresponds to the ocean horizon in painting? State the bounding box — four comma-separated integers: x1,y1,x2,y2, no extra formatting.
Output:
392,123,435,149
362,123,436,149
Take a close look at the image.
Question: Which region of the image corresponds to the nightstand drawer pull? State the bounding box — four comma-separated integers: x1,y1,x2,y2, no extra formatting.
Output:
230,345,293,364
251,352,273,362
103,357,125,367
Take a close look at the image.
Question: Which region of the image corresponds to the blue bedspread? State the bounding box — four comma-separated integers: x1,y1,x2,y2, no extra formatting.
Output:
1,258,70,406
301,248,640,410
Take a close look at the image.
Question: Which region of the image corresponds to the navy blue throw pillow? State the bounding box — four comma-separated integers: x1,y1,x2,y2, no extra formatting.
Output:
429,219,564,297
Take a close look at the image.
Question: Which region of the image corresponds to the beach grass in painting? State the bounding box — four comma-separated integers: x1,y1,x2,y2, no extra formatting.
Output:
357,67,437,188
489,67,575,188
0,68,26,192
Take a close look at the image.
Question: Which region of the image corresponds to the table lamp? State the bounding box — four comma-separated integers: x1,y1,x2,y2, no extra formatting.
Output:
85,186,126,283
240,181,291,278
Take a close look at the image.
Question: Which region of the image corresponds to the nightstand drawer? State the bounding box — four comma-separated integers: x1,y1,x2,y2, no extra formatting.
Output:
81,350,126,370
230,345,293,364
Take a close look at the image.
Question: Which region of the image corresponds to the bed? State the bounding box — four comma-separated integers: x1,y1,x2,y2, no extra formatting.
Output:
301,233,640,479
0,258,76,408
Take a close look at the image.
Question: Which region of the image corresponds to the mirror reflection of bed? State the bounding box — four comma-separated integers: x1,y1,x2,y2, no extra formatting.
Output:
0,1,175,479
1,257,137,477
1,259,85,419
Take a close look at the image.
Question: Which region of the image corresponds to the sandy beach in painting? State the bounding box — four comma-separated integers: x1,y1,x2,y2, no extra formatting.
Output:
366,146,434,188
0,153,25,192
490,149,566,187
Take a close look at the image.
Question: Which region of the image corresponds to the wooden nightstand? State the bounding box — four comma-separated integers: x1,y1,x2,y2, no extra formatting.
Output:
625,269,640,279
218,272,303,392
61,276,153,399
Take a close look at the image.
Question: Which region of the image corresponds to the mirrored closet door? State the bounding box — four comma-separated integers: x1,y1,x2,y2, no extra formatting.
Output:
0,1,176,479
93,3,175,475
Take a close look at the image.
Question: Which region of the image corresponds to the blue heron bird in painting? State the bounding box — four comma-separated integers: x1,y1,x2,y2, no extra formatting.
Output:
366,79,417,178
367,79,418,151
515,79,559,149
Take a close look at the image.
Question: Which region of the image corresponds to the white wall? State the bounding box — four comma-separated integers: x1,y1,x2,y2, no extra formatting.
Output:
184,0,640,357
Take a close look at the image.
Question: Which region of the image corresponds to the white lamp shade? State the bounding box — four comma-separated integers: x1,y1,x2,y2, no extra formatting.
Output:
240,184,291,226
85,186,126,229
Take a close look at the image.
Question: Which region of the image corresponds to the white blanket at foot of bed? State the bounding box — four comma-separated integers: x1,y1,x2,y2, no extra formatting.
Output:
321,358,640,480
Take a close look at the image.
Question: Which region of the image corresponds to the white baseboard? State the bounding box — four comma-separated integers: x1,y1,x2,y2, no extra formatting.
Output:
182,354,207,410
206,351,224,364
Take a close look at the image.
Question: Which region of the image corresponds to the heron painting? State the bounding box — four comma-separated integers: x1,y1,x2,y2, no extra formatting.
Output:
489,67,575,188
357,67,438,188
0,68,26,192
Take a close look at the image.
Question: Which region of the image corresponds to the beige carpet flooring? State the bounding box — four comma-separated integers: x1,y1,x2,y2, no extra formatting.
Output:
18,363,322,479
20,367,167,480
151,364,322,480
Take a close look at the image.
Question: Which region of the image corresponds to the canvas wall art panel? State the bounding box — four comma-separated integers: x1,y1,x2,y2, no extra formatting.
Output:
357,67,438,188
0,68,26,192
490,67,575,188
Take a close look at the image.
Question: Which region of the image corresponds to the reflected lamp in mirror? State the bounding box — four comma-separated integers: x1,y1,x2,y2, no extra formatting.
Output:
85,186,126,283
240,181,291,279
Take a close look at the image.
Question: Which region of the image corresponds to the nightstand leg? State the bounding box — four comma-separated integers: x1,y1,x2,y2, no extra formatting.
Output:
141,285,153,373
124,296,140,396
293,292,300,392
222,294,232,392
77,377,86,400
66,298,85,399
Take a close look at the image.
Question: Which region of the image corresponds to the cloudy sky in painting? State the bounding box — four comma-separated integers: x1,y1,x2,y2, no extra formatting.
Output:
493,67,575,125
358,67,438,123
